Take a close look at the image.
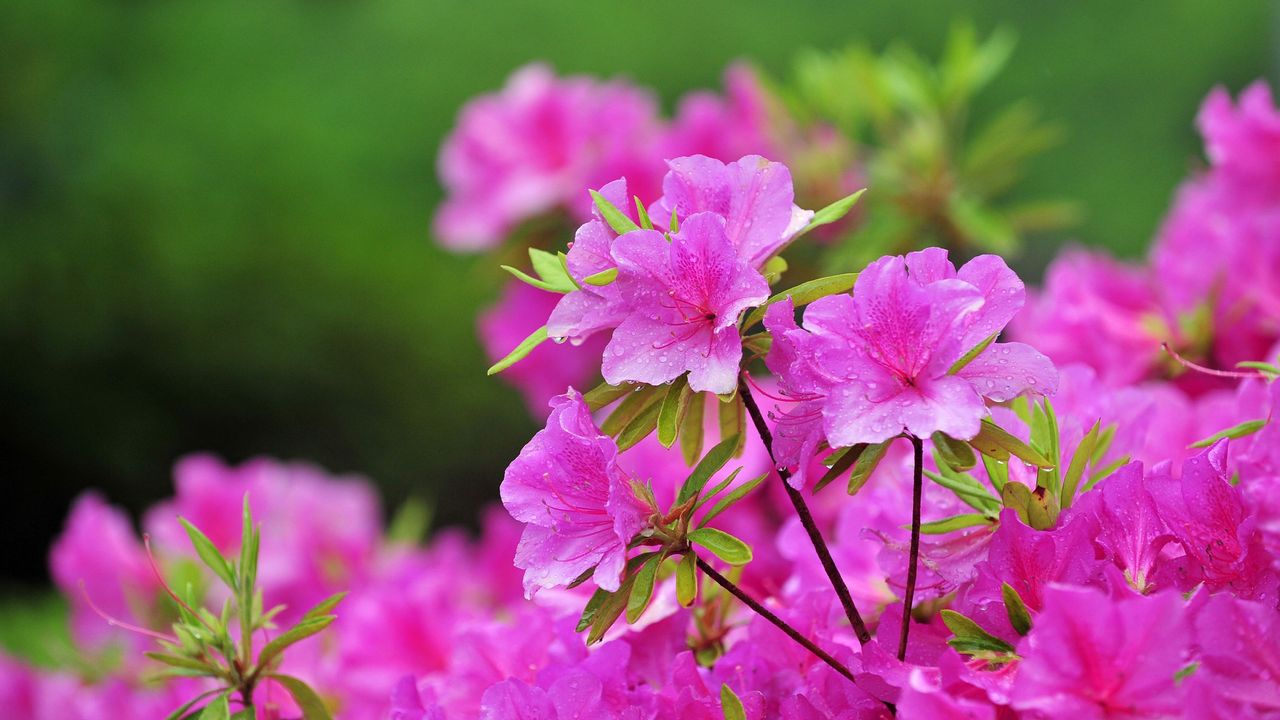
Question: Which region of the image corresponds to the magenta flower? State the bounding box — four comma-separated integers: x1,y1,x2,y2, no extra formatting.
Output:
434,64,662,250
1147,440,1278,599
501,389,650,596
770,248,1057,448
649,155,814,268
481,279,607,417
1010,585,1189,719
661,64,780,164
1187,594,1280,716
601,212,770,394
547,178,637,345
1085,462,1174,594
965,510,1101,614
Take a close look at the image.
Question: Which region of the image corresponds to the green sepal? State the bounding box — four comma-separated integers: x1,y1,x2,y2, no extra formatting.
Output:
1001,582,1032,635
796,188,866,237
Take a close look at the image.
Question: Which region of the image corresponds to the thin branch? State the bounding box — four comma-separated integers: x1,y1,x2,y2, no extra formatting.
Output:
737,375,873,645
898,435,924,661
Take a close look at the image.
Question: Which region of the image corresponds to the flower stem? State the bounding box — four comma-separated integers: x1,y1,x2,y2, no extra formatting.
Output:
695,556,854,682
898,435,924,661
737,375,872,645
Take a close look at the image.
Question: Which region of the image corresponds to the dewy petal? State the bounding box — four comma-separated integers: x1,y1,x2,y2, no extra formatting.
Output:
601,314,698,388
685,327,745,396
823,373,985,446
956,254,1026,350
657,155,732,219
903,247,957,284
547,286,626,345
956,341,1059,402
724,155,803,266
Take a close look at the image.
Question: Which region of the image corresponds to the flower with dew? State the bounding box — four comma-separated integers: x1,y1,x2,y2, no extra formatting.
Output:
766,248,1057,451
601,213,770,395
501,389,650,596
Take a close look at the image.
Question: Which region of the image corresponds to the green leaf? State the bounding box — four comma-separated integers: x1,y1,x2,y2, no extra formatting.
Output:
968,419,1053,467
590,189,640,235
797,189,866,236
239,495,257,595
1000,482,1058,530
940,609,1016,657
924,470,1000,514
528,248,577,292
582,267,618,286
165,690,228,720
1001,583,1032,635
626,553,663,623
918,513,993,535
387,497,432,546
981,453,1008,491
812,444,866,493
499,264,572,294
1188,418,1267,449
486,326,549,375
679,391,707,466
178,518,236,590
720,684,747,720
669,208,679,233
688,528,753,565
1174,661,1200,684
199,694,230,720
145,652,218,673
1083,454,1131,493
848,439,892,495
300,592,347,623
698,471,768,527
658,376,690,448
718,395,745,456
615,398,662,452
269,674,334,720
677,435,742,505
741,273,858,329
1237,360,1280,377
932,432,977,471
576,586,611,632
584,381,634,411
255,616,336,670
762,255,788,284
601,384,665,435
947,333,997,375
676,553,697,607
694,467,744,512
635,197,653,230
1060,420,1100,508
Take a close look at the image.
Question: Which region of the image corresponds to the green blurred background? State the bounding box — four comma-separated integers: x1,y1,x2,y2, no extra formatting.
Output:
1,0,1276,588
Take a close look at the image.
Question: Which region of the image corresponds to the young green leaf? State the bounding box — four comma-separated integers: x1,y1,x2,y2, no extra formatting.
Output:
720,684,747,720
658,376,690,448
697,471,768,527
688,528,753,565
741,273,858,329
178,519,236,590
146,651,218,673
940,609,1017,658
200,694,230,720
1001,582,1032,635
968,419,1053,467
576,586,611,633
256,616,336,670
981,453,1008,491
679,391,707,466
615,398,662,452
718,396,745,457
677,435,742,505
1188,418,1267,449
917,513,993,534
923,469,1000,514
584,381,635,411
848,439,892,496
947,333,997,375
1000,482,1058,530
635,197,653,230
669,208,679,233
486,326,549,375
676,553,697,607
300,592,347,623
797,188,866,236
269,674,334,720
812,444,866,493
590,189,640,235
582,267,618,286
626,553,664,623
693,467,744,513
601,384,665,435
529,248,577,291
1060,420,1100,508
932,432,977,471
499,264,572,294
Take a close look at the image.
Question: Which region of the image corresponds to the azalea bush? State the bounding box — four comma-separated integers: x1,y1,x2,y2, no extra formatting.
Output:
6,29,1280,720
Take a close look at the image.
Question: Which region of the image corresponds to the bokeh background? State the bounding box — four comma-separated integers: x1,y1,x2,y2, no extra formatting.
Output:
2,0,1276,601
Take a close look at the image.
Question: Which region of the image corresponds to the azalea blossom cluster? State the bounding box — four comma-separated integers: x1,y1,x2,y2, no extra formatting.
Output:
5,67,1280,720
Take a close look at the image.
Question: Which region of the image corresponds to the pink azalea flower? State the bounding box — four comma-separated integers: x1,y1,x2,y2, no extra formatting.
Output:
649,155,814,268
1186,594,1280,716
1010,249,1166,387
481,279,606,417
500,389,650,596
49,493,159,652
964,510,1102,614
602,213,770,394
1085,462,1174,594
770,248,1057,448
1010,585,1190,719
1147,440,1278,599
434,64,662,250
